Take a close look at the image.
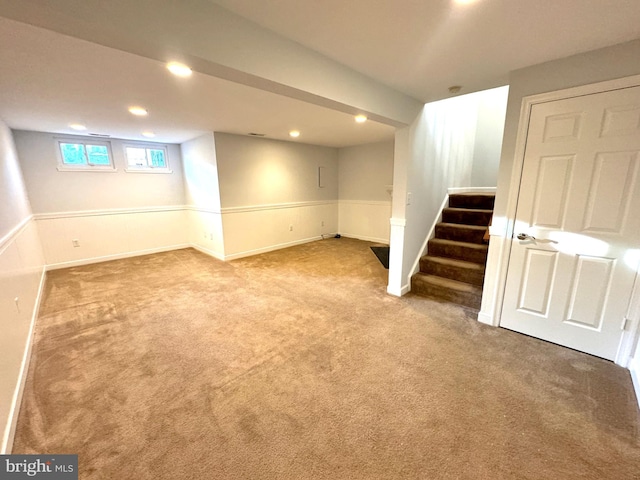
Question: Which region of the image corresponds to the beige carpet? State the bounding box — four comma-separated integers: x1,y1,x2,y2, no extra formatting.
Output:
12,238,640,479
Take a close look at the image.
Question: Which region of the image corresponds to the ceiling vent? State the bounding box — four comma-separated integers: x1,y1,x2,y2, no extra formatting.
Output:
89,133,111,138
248,132,266,137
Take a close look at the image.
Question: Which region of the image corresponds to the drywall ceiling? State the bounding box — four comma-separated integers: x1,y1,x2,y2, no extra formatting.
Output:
210,0,640,102
2,1,639,146
0,17,394,147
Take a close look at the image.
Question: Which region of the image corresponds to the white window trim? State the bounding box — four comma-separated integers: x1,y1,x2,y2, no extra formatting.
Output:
56,137,116,172
123,142,172,173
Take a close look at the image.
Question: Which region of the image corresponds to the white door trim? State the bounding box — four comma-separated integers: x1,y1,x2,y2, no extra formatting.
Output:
490,73,640,367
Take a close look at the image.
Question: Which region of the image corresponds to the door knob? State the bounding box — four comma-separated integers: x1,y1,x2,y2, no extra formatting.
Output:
517,233,536,241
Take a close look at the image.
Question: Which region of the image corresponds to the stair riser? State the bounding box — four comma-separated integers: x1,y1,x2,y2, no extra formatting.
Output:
449,194,495,210
411,278,482,310
413,193,494,309
442,209,492,226
435,224,486,244
419,258,485,286
428,240,488,264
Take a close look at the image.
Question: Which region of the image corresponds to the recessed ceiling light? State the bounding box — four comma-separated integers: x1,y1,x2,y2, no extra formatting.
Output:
355,115,368,123
454,0,478,4
289,130,300,138
142,131,156,138
69,123,87,131
166,62,193,77
128,106,148,116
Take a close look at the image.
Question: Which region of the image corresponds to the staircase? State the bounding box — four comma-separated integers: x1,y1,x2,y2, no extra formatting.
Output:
411,193,495,310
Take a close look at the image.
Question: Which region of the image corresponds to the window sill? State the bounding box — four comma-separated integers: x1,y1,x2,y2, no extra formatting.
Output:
56,166,117,172
124,168,173,174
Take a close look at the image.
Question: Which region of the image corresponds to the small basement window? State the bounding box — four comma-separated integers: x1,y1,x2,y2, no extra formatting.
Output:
57,139,114,171
124,144,171,173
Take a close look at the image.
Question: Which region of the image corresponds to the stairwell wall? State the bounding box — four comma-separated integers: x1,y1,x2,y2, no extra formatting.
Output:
388,87,508,295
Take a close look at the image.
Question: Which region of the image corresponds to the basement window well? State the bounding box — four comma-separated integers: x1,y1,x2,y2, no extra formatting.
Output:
124,143,171,173
56,138,115,171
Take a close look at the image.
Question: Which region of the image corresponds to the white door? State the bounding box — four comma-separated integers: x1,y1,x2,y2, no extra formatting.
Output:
500,85,640,361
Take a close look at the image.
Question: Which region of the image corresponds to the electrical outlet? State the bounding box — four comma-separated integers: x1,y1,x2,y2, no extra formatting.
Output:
406,192,412,205
72,239,80,247
321,220,325,227
209,232,214,240
289,224,293,232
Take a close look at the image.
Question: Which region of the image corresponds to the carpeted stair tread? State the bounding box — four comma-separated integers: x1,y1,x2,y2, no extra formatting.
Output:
419,255,485,286
414,192,494,309
437,222,487,230
435,223,488,244
411,273,482,309
448,193,495,210
442,207,493,226
428,238,489,264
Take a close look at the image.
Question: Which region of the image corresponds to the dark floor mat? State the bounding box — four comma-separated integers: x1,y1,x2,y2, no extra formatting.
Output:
370,246,389,269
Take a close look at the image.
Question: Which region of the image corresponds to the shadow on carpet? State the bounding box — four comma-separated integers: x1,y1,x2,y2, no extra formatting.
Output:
370,246,389,269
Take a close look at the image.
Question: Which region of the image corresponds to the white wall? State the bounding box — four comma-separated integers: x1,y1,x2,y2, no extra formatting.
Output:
0,132,31,237
214,133,338,259
0,119,45,453
338,141,394,243
181,132,225,259
475,39,640,402
14,131,188,268
14,131,185,213
388,87,509,295
215,132,338,207
471,86,509,187
480,38,640,325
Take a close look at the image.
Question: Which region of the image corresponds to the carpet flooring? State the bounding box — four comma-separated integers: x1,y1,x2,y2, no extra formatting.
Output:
12,238,640,479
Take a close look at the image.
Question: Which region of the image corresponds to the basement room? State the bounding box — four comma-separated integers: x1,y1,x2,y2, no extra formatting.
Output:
1,1,640,478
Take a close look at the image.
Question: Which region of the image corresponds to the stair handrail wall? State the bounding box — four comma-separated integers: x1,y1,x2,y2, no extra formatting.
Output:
407,194,448,289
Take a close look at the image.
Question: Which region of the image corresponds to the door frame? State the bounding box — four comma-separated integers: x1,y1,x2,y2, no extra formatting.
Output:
491,73,640,367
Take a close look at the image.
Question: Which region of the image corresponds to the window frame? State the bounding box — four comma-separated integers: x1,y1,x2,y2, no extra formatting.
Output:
56,137,116,172
123,142,172,173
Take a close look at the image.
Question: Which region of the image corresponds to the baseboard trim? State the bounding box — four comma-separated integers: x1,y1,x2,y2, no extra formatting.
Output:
339,233,389,244
630,356,640,410
44,244,190,271
477,311,496,326
387,283,410,297
223,236,323,261
190,244,225,261
1,265,46,454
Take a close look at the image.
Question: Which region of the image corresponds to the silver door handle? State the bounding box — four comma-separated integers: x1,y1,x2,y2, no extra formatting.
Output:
517,233,536,241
